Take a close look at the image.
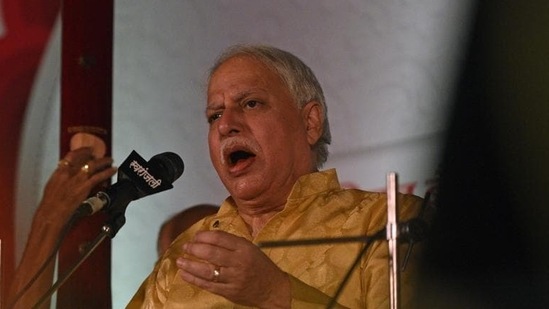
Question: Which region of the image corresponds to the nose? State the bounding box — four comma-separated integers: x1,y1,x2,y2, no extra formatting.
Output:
217,106,242,137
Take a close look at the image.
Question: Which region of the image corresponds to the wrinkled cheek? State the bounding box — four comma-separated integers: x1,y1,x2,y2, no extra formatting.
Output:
209,149,222,172
208,145,215,163
207,134,217,162
208,154,223,181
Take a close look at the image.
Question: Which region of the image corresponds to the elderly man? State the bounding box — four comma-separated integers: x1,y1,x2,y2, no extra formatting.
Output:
127,44,423,308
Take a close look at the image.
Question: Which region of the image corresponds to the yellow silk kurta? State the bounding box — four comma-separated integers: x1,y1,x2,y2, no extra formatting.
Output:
127,169,423,308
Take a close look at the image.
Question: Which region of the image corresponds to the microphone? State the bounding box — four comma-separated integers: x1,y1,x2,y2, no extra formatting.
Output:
75,150,184,217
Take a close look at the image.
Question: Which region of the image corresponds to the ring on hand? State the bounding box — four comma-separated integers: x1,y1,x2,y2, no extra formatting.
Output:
58,159,73,168
81,163,90,174
213,266,221,282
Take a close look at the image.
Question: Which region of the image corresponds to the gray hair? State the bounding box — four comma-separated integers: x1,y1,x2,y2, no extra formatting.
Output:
209,44,331,168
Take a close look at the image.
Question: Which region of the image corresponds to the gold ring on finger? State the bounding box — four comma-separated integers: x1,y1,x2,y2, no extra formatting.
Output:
213,266,221,283
58,159,73,168
81,163,90,175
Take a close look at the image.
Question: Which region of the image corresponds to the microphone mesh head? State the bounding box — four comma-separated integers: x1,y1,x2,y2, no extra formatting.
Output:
149,152,184,183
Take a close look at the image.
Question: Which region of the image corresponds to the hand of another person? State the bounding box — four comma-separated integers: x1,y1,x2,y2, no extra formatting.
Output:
37,147,117,223
7,147,117,309
177,230,291,308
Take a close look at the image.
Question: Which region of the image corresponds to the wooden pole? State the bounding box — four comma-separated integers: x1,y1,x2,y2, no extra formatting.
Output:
58,0,113,307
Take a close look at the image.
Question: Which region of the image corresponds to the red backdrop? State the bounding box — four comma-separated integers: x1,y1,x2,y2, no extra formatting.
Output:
1,1,113,307
0,0,61,303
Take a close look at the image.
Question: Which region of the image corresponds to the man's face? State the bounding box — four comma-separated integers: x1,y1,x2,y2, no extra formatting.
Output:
206,56,316,208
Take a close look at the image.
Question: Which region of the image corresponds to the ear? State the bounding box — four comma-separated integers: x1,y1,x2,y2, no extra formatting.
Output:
301,101,323,146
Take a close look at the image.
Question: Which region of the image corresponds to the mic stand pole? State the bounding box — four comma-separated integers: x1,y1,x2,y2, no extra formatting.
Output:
386,172,399,309
32,198,130,309
31,225,115,309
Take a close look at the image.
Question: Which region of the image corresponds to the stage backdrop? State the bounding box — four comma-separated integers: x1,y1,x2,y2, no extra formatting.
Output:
0,0,61,300
5,0,472,307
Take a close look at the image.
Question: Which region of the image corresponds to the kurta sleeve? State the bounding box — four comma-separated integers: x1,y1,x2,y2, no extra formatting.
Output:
126,256,173,308
288,274,349,308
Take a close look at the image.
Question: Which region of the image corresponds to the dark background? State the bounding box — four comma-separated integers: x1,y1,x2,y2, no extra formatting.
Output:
417,1,549,308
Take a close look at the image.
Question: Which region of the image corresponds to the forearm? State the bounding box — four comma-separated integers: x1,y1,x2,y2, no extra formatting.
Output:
8,207,69,309
8,148,117,308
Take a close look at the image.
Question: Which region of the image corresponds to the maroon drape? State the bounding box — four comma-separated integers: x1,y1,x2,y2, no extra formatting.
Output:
58,0,113,307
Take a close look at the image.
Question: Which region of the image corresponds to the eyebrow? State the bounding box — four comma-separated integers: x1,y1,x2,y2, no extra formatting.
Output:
206,89,262,111
205,104,221,112
232,90,255,103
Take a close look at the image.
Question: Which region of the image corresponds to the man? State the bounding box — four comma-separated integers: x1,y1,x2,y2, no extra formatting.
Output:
127,44,423,308
157,204,219,256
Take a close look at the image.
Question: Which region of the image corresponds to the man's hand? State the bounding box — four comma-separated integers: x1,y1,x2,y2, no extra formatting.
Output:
176,230,291,308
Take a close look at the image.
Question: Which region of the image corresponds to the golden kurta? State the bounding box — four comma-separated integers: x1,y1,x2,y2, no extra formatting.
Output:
127,169,423,308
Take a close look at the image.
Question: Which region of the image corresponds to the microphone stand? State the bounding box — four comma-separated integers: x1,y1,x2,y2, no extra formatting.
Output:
31,225,113,309
386,172,399,309
30,150,181,308
31,209,128,309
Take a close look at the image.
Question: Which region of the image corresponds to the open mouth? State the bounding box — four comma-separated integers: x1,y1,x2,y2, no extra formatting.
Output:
228,150,256,166
221,138,260,170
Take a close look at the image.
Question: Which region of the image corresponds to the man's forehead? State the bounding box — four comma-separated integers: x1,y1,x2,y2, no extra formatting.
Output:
208,60,276,95
211,56,271,80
